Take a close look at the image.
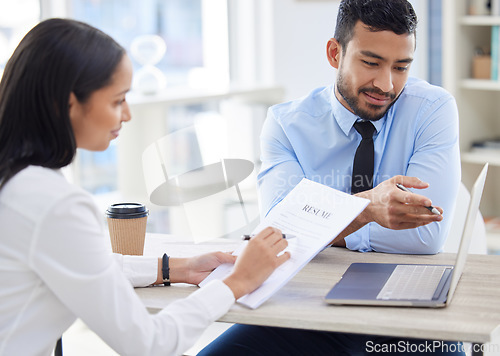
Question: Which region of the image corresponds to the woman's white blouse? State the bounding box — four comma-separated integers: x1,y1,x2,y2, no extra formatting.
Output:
0,166,235,356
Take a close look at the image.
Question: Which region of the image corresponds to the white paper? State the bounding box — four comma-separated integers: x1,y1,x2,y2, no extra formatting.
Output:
199,178,370,309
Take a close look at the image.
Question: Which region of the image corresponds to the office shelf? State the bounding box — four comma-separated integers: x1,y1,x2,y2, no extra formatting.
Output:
460,15,500,26
460,79,500,90
443,0,500,246
462,150,500,166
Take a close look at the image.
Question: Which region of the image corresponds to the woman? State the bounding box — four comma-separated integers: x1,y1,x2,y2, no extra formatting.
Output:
0,18,290,355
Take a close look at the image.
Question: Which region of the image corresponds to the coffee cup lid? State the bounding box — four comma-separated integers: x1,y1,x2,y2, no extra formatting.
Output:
106,203,149,219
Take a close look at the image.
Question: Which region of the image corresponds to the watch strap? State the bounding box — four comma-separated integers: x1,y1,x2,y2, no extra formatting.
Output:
162,253,170,286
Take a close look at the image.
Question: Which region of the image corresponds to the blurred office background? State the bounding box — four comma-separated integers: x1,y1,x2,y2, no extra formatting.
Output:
1,0,446,245
3,0,499,254
3,1,500,355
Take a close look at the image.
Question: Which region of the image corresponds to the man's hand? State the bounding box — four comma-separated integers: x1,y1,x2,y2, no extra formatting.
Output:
358,175,443,230
330,176,443,246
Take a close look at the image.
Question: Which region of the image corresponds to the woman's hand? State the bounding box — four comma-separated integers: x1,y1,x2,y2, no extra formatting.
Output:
222,227,291,299
154,227,290,296
178,252,237,285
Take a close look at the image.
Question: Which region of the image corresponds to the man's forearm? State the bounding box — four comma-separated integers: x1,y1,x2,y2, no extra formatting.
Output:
330,208,371,247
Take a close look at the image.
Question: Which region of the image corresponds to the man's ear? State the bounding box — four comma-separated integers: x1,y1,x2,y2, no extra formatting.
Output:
326,38,341,69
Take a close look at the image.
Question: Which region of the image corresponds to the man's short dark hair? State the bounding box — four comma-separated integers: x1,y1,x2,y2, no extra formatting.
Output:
334,0,417,51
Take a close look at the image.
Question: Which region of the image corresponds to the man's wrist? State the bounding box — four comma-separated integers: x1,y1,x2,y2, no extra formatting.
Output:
353,191,373,226
355,206,372,226
330,234,347,247
330,208,371,247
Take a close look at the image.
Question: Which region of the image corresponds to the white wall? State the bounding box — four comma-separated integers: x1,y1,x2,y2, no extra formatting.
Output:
408,0,429,82
271,0,340,101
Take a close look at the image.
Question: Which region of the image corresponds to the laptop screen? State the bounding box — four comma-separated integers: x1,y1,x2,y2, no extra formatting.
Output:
446,163,488,303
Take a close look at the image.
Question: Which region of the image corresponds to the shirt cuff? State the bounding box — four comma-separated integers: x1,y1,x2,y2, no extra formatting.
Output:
113,254,158,287
191,279,235,320
344,224,373,252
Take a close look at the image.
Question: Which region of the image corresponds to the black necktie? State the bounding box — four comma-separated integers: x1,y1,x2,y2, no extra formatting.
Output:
351,121,375,194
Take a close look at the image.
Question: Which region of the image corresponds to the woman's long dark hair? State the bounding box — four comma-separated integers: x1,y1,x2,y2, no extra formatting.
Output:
0,18,125,189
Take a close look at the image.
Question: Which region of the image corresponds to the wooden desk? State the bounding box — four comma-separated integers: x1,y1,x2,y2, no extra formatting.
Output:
137,234,500,346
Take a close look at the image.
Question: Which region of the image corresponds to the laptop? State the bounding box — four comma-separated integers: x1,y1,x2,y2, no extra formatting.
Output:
325,163,488,308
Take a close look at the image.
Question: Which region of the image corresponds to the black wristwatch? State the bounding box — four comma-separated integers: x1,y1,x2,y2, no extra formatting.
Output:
162,253,170,286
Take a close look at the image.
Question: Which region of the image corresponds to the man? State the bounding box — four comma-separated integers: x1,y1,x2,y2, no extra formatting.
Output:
257,0,460,255
199,1,464,354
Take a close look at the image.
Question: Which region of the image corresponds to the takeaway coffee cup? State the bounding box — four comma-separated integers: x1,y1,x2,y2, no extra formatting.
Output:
106,203,149,255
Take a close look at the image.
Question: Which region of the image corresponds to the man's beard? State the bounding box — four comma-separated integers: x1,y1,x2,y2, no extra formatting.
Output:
336,70,397,121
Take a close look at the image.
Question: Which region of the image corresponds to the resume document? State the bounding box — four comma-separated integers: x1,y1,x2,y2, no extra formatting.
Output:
200,178,369,309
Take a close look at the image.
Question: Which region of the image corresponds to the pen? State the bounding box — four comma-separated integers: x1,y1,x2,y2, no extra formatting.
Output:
396,183,441,215
242,234,297,241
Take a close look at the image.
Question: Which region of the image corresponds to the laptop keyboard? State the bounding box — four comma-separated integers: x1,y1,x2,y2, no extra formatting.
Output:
376,265,448,300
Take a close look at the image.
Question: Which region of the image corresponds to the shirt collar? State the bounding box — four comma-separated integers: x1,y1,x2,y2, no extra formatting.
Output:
330,85,386,136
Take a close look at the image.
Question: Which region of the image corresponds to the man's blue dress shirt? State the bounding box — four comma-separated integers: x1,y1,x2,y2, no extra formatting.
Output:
257,77,461,254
